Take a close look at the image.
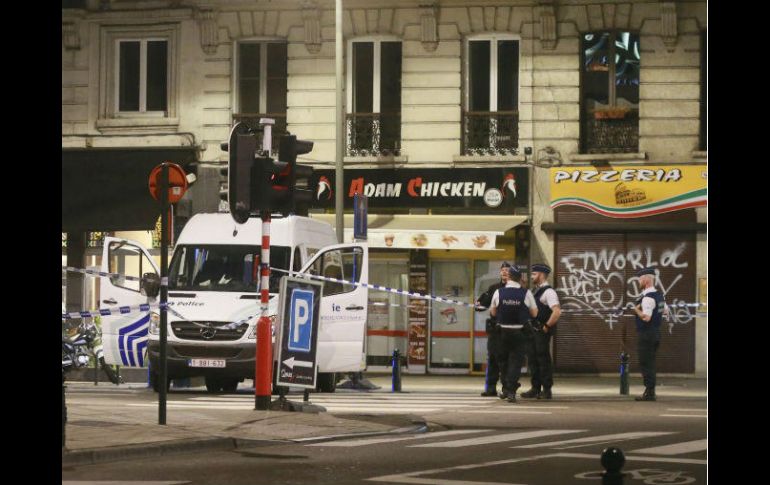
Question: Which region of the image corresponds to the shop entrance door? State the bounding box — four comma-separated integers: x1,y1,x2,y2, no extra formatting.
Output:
429,261,472,373
366,260,409,369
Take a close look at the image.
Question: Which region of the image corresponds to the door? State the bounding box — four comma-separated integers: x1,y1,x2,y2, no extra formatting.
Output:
100,237,159,367
300,243,369,372
366,259,409,368
429,260,473,372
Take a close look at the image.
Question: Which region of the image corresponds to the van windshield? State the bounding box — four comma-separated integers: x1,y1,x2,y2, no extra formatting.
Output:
168,245,291,293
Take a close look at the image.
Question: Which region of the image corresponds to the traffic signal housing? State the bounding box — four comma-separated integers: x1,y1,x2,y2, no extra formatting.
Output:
276,134,315,215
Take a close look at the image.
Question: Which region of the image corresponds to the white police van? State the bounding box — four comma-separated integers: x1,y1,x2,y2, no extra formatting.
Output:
98,212,368,393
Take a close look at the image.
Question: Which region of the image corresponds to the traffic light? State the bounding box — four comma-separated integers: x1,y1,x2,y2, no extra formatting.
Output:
276,134,315,214
223,122,258,224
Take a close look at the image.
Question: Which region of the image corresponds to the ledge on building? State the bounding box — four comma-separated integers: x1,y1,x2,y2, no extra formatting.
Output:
62,133,195,150
452,154,527,164
692,150,707,159
96,117,181,133
541,222,707,233
567,152,647,163
343,155,409,165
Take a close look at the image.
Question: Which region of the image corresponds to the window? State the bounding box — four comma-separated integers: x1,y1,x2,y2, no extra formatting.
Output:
107,241,156,293
580,31,640,153
98,25,178,127
346,39,402,156
233,41,288,140
463,35,520,155
169,245,291,293
116,39,168,113
308,247,364,296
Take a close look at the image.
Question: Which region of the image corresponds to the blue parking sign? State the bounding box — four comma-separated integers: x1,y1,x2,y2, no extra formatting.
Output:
287,289,314,353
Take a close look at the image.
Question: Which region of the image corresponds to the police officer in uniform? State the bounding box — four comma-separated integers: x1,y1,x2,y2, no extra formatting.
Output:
633,267,668,402
476,262,511,397
521,263,561,400
490,265,538,403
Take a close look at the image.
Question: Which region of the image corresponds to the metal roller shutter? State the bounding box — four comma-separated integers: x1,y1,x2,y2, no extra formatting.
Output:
554,231,696,373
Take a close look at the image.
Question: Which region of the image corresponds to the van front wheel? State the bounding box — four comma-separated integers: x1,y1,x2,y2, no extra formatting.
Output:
317,373,336,393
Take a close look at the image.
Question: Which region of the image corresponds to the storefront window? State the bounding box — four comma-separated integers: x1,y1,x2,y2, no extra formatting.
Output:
430,261,472,369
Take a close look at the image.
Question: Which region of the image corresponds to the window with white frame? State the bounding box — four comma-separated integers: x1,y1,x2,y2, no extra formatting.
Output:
463,35,520,155
346,38,402,156
116,39,168,113
234,41,288,136
98,25,178,127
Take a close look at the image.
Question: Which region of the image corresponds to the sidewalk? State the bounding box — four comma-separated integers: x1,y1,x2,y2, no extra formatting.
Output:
62,374,705,466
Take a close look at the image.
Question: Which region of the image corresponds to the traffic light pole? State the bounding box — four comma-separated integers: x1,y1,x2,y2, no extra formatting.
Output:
159,162,169,425
255,120,274,410
255,211,273,410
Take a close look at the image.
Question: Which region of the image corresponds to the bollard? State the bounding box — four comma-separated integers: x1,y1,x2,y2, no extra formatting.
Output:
619,352,630,395
392,349,402,392
601,447,625,485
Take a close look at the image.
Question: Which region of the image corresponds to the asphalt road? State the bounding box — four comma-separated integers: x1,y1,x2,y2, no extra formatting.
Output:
62,388,706,485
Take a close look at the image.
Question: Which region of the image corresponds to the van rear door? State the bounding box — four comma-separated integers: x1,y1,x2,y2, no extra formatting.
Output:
99,237,159,367
299,243,368,372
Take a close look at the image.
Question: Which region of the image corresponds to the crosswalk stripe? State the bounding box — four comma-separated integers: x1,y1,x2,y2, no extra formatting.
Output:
408,429,586,448
457,410,552,414
630,439,707,455
513,431,675,449
306,429,487,447
660,414,707,418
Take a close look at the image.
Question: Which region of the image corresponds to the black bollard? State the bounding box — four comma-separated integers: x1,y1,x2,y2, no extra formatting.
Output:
392,349,402,392
601,447,625,485
619,352,630,395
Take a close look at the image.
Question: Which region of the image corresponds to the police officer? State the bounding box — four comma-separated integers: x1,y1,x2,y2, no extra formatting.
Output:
521,263,561,400
490,265,538,403
633,267,668,402
476,262,511,397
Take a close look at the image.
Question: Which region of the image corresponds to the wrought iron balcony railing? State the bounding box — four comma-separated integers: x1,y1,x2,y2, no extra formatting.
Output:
346,112,401,157
232,113,288,155
583,108,639,154
462,110,519,156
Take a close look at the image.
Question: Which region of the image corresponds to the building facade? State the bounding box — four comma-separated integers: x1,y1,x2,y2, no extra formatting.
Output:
62,0,707,376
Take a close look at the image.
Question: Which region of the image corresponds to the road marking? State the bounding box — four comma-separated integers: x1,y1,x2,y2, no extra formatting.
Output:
457,410,552,415
513,431,675,449
667,408,707,412
553,452,707,465
660,414,707,418
630,439,707,455
409,429,586,448
306,429,487,447
366,451,707,484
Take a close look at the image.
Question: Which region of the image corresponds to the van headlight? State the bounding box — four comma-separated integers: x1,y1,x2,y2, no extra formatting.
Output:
148,312,160,335
247,315,277,339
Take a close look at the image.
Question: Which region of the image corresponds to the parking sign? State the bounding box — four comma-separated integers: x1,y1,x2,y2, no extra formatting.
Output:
276,276,323,389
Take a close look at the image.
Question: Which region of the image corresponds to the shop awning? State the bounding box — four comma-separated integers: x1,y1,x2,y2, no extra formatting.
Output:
62,147,197,232
309,214,528,250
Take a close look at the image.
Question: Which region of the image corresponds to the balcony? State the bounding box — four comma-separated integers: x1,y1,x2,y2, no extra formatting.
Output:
231,113,288,154
583,108,639,154
346,112,401,157
461,111,519,156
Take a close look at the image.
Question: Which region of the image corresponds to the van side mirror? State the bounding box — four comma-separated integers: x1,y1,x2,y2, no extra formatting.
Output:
140,273,161,298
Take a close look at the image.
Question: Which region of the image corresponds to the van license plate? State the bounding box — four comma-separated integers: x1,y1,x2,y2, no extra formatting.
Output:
188,359,226,368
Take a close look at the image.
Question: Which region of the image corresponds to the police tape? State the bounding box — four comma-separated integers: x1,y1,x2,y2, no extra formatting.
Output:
62,265,141,282
62,303,159,320
269,267,703,316
269,267,477,309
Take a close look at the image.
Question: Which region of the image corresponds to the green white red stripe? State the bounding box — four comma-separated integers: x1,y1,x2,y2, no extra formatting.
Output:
551,188,707,218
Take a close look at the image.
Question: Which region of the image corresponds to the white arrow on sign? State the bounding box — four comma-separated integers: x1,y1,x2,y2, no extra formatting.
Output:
283,356,313,369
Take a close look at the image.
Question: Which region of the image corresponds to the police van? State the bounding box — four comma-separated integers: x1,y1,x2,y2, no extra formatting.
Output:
98,213,368,393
